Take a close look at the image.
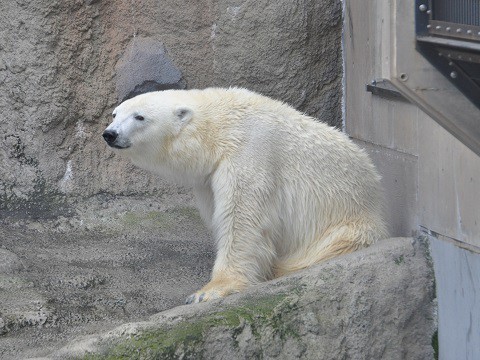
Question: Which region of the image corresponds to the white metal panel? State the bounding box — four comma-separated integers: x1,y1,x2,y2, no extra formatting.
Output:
418,115,480,246
429,236,480,360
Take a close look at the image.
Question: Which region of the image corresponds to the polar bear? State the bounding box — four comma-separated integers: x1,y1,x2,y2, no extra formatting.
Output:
103,88,387,304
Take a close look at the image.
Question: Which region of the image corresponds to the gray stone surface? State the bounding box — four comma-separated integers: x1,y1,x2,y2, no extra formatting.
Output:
0,195,214,359
41,237,436,360
0,0,342,215
0,248,24,273
211,0,343,126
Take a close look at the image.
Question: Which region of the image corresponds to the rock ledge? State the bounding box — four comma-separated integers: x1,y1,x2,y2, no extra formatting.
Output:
41,237,436,360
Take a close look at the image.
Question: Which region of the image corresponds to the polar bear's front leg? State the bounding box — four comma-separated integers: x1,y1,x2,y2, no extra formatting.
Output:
185,166,276,304
185,231,275,304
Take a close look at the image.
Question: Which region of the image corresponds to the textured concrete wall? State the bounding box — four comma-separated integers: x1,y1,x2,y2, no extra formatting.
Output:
0,0,342,217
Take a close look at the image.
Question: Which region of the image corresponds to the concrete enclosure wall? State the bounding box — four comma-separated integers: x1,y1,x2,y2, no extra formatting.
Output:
344,1,480,358
0,0,343,217
344,0,480,246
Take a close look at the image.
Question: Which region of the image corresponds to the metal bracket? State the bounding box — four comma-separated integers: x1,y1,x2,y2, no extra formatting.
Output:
365,79,410,102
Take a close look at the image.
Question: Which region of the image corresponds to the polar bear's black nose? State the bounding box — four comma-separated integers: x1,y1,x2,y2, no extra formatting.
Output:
103,130,118,145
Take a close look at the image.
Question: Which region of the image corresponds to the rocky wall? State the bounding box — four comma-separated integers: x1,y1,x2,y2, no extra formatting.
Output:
0,0,343,217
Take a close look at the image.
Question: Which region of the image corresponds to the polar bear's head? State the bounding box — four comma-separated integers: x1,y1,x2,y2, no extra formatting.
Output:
103,91,193,154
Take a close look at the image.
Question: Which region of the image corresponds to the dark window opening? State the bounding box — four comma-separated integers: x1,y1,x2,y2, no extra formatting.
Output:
416,0,480,109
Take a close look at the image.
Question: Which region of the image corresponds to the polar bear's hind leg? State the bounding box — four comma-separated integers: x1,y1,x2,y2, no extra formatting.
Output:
274,220,386,277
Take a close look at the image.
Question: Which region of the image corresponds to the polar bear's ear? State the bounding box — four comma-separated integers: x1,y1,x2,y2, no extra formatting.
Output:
174,106,193,126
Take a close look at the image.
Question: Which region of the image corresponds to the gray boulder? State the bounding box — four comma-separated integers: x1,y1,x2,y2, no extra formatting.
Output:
45,237,436,360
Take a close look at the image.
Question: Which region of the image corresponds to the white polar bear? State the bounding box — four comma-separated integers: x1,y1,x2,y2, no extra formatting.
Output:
103,88,387,304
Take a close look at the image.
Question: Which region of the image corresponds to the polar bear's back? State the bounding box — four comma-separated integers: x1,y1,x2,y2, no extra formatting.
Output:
184,88,386,250
197,88,382,205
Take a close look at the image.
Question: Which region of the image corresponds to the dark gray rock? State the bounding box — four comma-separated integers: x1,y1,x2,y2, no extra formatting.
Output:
115,37,186,103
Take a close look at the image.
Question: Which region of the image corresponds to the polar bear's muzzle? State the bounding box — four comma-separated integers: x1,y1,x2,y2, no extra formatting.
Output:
102,129,131,149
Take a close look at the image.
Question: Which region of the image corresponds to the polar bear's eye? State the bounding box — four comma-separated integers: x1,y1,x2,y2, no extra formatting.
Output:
135,115,145,121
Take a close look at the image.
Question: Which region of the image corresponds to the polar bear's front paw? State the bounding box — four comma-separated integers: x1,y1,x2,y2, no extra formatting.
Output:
185,277,246,304
185,290,221,304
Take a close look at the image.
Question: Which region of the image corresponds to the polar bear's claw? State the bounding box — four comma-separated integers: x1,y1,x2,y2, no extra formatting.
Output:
185,292,208,304
185,294,196,304
185,288,224,304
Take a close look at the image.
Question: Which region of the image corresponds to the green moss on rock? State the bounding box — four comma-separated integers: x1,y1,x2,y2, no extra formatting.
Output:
432,330,439,360
82,294,298,360
120,207,202,231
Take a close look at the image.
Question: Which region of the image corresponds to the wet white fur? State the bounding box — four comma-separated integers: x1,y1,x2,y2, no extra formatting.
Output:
106,88,387,299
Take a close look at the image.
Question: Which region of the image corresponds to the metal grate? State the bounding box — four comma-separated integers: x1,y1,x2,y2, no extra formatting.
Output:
433,0,480,26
